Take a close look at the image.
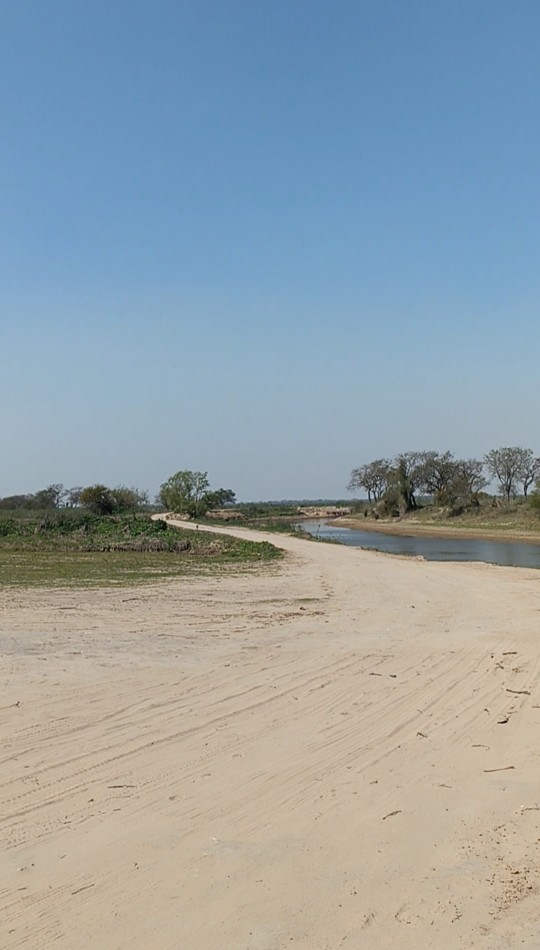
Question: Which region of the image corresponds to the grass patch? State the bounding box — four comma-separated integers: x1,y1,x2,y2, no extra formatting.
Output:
0,513,282,588
389,502,540,535
203,514,307,536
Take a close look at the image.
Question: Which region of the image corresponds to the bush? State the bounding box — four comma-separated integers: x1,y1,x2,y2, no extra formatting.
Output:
529,491,540,512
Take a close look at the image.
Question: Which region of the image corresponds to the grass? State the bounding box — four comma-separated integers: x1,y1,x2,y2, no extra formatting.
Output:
390,501,540,533
203,513,307,536
0,512,282,588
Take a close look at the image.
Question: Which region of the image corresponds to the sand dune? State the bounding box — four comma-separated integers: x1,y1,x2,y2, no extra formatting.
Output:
2,522,540,948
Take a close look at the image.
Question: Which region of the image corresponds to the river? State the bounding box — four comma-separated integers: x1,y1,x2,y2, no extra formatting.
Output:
299,520,540,569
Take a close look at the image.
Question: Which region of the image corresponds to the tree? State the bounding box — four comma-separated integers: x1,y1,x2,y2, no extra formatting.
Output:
80,484,116,515
159,470,212,518
443,459,487,510
517,450,540,499
418,453,488,509
110,485,149,511
418,452,458,504
348,459,391,502
529,479,540,512
390,452,427,513
0,494,34,511
34,484,65,510
205,488,237,509
66,486,84,508
484,447,532,502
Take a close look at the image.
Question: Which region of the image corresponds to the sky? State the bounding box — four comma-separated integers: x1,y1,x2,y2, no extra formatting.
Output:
2,0,539,500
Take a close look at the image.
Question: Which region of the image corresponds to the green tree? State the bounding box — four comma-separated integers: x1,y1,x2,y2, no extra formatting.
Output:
34,484,65,510
0,494,33,511
80,484,116,515
390,452,427,513
159,470,212,518
205,488,237,509
529,480,540,512
110,485,149,511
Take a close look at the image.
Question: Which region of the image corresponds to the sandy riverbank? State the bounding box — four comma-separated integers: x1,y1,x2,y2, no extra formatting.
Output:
334,515,540,544
2,521,540,949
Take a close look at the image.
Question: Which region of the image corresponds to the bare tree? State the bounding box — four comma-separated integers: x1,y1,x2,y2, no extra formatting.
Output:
66,486,84,508
350,452,430,513
517,450,540,498
348,459,391,502
445,459,487,509
418,451,458,503
484,447,533,501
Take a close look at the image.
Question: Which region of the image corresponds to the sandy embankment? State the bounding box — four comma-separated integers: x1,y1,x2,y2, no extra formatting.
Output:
1,522,540,949
334,515,540,544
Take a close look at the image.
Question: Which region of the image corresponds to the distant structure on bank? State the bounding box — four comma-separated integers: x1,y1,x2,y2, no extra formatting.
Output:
297,506,351,518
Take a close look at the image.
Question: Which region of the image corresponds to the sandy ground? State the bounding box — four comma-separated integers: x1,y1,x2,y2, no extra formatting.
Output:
2,521,540,949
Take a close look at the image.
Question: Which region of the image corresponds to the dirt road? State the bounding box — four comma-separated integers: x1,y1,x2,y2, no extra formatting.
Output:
2,521,540,948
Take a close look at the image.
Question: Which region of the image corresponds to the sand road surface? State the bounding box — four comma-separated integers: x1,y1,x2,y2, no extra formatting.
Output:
2,520,540,949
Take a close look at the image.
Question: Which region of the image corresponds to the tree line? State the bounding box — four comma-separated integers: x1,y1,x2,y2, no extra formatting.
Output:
0,471,236,519
348,447,540,515
0,483,150,514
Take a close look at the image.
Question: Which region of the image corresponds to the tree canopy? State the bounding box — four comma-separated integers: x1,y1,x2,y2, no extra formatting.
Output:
484,447,540,501
348,459,390,502
158,470,236,519
79,484,148,515
346,448,534,513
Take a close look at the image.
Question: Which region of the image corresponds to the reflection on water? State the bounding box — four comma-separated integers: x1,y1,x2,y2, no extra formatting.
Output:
299,521,540,569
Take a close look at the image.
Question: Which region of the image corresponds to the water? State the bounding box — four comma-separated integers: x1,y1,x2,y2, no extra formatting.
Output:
299,521,540,569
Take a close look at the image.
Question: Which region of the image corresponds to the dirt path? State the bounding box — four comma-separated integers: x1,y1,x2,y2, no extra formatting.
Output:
1,522,540,948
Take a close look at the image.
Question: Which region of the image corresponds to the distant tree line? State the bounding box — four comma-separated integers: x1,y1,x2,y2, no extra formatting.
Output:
0,470,236,520
348,447,540,516
0,483,150,515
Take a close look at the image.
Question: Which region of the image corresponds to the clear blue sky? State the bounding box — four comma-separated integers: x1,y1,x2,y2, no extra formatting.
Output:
2,0,539,500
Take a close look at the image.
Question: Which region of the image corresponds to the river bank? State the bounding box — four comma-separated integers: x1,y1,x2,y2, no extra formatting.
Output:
334,514,540,544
